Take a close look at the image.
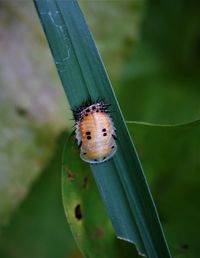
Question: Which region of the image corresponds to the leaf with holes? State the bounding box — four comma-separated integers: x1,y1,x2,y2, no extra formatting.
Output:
62,136,139,258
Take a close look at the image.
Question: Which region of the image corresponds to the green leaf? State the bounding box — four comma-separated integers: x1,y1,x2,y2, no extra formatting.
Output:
119,0,200,125
34,1,171,257
127,119,200,257
62,135,139,258
0,132,79,258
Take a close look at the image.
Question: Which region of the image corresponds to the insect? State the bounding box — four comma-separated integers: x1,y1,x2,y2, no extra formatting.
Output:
73,100,117,164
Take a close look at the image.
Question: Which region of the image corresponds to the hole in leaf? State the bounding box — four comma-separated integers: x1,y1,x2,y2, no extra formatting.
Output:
180,244,189,250
75,204,82,220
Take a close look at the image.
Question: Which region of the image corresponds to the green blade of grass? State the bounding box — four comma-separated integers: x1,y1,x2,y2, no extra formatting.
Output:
34,0,171,257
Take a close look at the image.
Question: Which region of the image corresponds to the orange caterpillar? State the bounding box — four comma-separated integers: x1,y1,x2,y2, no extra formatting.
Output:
73,100,117,164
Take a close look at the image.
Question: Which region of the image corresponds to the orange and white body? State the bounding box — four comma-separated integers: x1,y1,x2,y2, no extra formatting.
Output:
74,102,117,164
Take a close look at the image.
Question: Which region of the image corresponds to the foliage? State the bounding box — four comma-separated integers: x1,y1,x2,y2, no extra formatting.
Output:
0,0,200,257
34,0,171,257
0,133,80,258
128,120,200,257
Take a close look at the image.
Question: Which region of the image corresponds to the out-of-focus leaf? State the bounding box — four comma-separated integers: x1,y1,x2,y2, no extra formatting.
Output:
0,0,68,227
79,0,144,83
0,105,55,227
0,132,80,258
127,120,200,257
119,0,200,124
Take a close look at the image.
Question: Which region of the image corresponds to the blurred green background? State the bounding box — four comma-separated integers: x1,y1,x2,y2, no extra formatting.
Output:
0,0,200,257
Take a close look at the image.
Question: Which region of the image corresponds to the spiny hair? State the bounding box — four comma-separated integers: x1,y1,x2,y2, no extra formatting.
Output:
72,97,111,122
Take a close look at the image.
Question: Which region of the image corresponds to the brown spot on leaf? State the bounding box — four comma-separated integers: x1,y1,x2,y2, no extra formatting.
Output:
95,226,104,237
75,204,82,220
69,250,82,258
82,175,89,189
67,170,75,181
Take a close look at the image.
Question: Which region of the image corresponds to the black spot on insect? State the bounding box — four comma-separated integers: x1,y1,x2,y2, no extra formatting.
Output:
86,109,90,112
94,159,98,161
103,157,106,160
87,136,92,140
75,204,82,220
96,110,99,112
112,134,117,140
85,114,88,116
111,146,115,149
83,152,87,155
92,106,96,110
102,128,106,132
103,133,107,136
86,131,91,135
